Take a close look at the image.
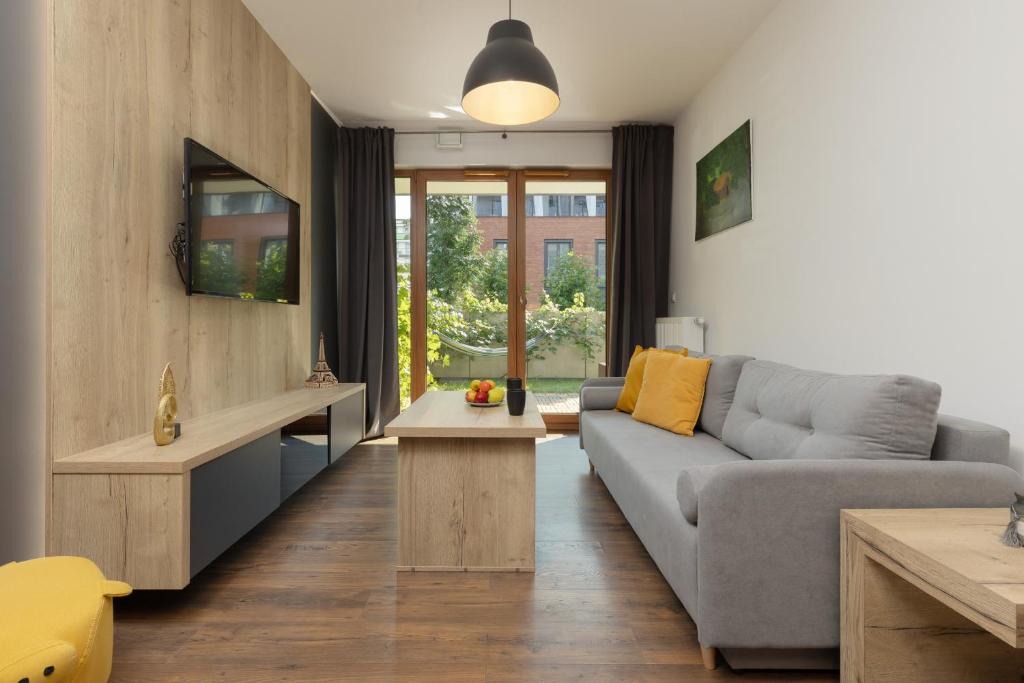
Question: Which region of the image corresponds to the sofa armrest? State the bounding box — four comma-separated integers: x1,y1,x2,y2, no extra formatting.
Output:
931,413,1011,465
578,378,625,449
695,458,1022,650
676,464,721,524
579,377,624,412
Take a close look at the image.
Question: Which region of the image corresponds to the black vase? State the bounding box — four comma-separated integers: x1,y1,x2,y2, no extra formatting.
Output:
506,377,526,416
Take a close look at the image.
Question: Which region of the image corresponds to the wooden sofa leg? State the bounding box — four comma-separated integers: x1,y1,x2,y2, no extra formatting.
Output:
588,459,595,473
700,645,717,670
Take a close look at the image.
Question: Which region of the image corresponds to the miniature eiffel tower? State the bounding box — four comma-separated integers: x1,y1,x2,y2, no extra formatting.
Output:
305,332,339,388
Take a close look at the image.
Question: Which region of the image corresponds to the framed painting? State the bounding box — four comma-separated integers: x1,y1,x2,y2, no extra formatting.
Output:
696,120,752,240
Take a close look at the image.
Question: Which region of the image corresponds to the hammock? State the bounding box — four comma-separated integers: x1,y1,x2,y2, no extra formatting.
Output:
434,330,550,357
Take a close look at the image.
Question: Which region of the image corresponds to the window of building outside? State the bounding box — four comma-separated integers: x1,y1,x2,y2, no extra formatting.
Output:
200,238,234,256
572,195,590,216
493,238,508,251
396,219,411,262
394,182,411,266
552,195,571,216
595,239,607,296
203,191,288,216
260,237,287,261
544,239,573,278
475,195,506,217
522,194,606,217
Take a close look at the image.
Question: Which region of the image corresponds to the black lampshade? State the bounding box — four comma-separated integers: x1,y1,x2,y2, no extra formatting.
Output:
462,19,560,126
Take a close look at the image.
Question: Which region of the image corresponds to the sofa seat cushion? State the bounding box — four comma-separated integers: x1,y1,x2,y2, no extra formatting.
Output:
723,360,942,461
580,409,747,613
584,409,748,471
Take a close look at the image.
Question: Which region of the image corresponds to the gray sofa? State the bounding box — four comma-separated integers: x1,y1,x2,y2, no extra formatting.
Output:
579,356,1021,670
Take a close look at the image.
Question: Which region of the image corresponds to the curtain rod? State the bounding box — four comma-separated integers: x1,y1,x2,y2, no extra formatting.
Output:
394,129,611,136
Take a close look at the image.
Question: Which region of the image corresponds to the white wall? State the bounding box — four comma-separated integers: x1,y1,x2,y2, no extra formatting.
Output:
0,0,47,561
395,130,611,168
670,0,1024,470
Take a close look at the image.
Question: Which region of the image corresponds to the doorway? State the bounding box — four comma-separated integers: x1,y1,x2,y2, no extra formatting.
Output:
395,169,610,430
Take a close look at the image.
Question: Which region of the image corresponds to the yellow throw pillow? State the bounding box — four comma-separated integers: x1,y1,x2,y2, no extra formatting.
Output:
632,352,712,436
615,345,688,414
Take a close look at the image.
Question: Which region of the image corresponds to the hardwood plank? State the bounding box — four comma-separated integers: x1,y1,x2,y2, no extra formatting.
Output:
860,555,1024,682
53,473,189,589
385,391,546,438
398,436,535,570
843,508,1024,647
462,437,535,568
111,436,836,682
53,385,364,473
842,509,1024,682
47,0,313,541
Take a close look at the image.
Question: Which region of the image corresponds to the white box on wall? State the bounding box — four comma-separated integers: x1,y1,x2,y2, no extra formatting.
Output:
656,317,706,353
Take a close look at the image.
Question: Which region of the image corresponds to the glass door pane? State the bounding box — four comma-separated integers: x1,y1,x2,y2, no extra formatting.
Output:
524,179,608,414
394,176,412,408
424,180,510,394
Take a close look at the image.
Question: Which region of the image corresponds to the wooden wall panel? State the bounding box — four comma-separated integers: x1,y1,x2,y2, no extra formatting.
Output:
48,0,312,529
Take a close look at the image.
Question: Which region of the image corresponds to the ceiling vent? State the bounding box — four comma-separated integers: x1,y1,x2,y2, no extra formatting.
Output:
434,132,463,150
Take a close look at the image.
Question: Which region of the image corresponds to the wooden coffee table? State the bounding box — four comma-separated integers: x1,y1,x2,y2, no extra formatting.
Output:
841,508,1024,682
384,391,547,572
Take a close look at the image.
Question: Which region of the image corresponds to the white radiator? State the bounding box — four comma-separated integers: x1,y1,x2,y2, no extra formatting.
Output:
656,316,706,353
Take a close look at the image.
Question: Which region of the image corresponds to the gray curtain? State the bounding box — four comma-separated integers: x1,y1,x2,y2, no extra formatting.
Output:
608,124,674,376
335,127,400,437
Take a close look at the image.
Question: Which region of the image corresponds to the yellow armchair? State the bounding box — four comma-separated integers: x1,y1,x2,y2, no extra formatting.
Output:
0,557,131,683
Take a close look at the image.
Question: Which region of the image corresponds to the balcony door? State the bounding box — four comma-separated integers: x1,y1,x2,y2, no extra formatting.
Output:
396,169,610,429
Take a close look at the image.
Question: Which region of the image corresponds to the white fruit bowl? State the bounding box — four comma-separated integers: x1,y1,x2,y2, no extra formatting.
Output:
466,400,504,408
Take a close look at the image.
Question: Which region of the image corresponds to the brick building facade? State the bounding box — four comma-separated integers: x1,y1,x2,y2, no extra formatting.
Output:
474,201,607,309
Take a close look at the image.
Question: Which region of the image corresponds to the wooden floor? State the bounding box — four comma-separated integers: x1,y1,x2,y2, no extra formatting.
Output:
112,435,837,682
534,392,579,414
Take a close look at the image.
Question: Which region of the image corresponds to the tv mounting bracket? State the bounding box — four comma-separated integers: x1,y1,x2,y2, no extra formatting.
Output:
168,222,187,287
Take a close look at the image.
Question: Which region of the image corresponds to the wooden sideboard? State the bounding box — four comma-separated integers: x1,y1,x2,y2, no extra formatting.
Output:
51,384,365,589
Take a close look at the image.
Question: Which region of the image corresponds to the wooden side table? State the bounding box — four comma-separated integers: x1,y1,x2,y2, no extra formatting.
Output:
841,508,1024,682
384,391,547,572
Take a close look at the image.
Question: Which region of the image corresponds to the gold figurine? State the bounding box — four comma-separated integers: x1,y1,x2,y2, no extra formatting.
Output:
153,363,178,446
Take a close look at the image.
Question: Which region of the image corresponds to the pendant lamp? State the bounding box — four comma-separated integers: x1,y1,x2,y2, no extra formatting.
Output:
461,1,559,126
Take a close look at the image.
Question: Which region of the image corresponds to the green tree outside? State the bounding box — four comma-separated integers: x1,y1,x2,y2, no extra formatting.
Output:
194,241,245,295
544,251,602,310
254,242,287,301
426,194,482,301
396,193,606,407
477,247,508,304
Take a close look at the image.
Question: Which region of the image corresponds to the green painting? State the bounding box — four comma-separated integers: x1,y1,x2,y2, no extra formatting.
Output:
696,120,752,240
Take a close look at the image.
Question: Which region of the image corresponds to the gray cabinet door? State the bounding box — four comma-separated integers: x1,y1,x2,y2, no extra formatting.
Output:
190,430,281,577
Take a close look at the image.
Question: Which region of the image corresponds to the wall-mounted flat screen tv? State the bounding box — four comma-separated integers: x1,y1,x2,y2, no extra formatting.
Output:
184,138,300,304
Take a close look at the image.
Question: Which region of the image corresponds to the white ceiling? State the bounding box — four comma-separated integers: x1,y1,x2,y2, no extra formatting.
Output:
242,0,779,131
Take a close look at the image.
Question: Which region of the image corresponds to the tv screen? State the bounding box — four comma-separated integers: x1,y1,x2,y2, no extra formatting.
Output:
184,138,300,304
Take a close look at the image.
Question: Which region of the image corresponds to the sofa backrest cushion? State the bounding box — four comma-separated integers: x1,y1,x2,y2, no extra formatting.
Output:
722,360,942,461
691,353,755,439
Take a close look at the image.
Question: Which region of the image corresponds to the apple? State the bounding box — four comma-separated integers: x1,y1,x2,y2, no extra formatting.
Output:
475,390,489,403
469,379,481,391
479,380,495,393
487,387,505,403
465,389,477,403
